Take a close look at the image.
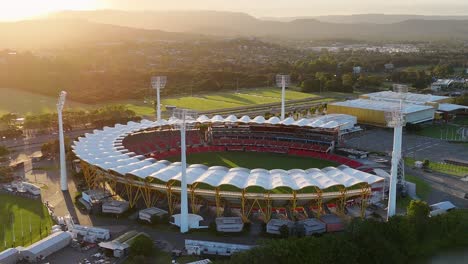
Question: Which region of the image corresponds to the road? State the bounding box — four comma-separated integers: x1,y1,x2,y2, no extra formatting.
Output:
406,167,468,208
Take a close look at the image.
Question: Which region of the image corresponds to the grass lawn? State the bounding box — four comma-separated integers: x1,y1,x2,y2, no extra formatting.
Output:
109,87,323,115
413,123,460,139
397,174,432,210
124,248,200,264
0,88,89,115
167,151,339,170
453,116,468,126
0,193,53,251
405,157,468,177
0,87,331,117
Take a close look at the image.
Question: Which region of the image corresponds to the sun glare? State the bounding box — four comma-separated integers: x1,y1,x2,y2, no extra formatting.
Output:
0,0,98,21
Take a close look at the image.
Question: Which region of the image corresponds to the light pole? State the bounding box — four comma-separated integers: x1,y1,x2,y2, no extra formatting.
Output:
57,91,68,191
151,76,167,121
276,74,290,120
172,109,197,233
385,85,407,219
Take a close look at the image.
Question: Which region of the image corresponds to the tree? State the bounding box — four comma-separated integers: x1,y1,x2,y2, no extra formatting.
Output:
301,78,320,92
0,145,9,157
130,235,153,257
407,200,430,220
342,73,355,90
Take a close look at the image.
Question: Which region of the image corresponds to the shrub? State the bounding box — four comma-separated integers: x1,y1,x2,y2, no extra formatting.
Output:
130,235,153,257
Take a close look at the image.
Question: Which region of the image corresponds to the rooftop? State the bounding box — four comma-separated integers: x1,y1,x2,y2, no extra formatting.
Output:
330,99,434,114
362,91,449,103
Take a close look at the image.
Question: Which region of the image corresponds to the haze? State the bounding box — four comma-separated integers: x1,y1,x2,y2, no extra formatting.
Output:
2,0,468,21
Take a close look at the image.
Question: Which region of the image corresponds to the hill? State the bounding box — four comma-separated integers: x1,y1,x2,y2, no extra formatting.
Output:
0,19,201,49
46,10,468,41
261,14,468,24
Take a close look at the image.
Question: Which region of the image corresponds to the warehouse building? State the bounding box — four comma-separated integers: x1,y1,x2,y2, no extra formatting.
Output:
18,231,72,262
328,99,436,126
327,90,463,126
359,91,451,104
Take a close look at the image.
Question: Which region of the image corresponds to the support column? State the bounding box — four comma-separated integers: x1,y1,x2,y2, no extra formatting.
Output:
360,184,371,219
166,183,174,215
241,190,248,222
291,191,297,212
265,193,272,222
215,188,222,217
190,183,199,214
337,187,347,216
313,187,323,218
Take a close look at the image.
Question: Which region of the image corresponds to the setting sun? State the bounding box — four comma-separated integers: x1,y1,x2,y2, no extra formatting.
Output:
0,0,99,21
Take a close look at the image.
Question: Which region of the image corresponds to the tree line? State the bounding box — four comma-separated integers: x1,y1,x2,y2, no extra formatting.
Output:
229,201,468,264
1,46,468,104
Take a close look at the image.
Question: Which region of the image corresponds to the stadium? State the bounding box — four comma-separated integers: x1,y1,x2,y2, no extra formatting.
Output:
73,114,384,222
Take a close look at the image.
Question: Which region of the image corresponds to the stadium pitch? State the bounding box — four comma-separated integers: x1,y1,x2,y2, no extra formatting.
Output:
167,151,339,170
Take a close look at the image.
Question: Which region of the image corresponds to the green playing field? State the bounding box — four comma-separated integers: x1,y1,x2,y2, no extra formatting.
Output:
167,151,338,170
0,193,53,251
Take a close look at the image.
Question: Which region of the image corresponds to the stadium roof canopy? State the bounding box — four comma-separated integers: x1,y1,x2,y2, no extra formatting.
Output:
73,116,382,191
330,99,433,114
362,91,449,104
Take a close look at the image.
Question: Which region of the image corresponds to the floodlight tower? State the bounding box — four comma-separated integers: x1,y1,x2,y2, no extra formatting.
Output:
57,91,68,191
385,85,407,219
172,108,197,233
151,76,167,121
276,74,290,120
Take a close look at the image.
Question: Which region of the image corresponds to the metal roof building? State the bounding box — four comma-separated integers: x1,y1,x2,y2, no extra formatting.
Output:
360,91,451,104
19,231,72,262
328,99,436,126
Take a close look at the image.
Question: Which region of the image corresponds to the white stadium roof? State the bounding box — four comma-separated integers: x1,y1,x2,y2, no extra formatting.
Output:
73,115,382,191
330,99,434,114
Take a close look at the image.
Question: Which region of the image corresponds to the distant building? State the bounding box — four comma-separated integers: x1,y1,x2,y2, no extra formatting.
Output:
328,90,466,126
384,63,394,71
431,79,454,92
353,66,362,75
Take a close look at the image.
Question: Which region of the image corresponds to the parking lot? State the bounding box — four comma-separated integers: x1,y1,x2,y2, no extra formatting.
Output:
345,128,468,162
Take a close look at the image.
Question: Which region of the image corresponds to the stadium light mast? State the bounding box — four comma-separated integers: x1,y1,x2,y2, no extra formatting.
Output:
276,74,290,120
385,84,407,219
57,91,68,191
172,108,197,233
151,76,167,121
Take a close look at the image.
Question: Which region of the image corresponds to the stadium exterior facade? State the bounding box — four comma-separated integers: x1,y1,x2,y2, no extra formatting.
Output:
73,114,383,222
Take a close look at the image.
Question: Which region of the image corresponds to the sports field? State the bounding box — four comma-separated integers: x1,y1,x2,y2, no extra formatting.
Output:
129,87,321,115
0,193,53,251
0,88,89,115
0,87,321,116
167,151,339,170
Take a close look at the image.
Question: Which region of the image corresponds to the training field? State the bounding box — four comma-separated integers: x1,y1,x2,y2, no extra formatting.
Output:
0,193,53,251
0,88,89,115
0,87,322,116
167,151,339,170
125,87,321,115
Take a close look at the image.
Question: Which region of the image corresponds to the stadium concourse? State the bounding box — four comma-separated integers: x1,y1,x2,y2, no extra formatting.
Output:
73,114,384,222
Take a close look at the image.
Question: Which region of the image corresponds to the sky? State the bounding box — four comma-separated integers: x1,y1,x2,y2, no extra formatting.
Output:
1,0,468,21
